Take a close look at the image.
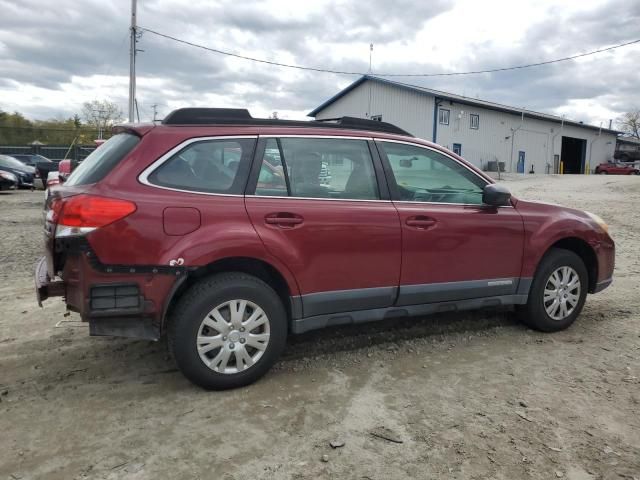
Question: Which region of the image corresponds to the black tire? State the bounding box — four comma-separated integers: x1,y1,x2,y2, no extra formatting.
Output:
598,170,607,175
169,272,288,390
518,248,588,332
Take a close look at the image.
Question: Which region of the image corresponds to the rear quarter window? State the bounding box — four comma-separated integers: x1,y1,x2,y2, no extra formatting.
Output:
145,138,256,194
65,133,140,186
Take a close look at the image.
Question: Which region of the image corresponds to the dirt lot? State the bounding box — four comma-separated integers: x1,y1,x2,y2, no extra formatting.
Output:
1,175,639,480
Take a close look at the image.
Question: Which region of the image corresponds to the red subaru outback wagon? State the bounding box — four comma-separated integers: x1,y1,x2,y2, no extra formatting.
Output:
36,108,614,390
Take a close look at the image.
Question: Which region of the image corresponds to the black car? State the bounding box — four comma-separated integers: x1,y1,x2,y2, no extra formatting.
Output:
9,153,52,167
0,155,36,188
0,170,18,190
10,154,56,188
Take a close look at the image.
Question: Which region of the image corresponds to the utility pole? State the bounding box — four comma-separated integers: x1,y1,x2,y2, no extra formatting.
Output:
151,103,158,123
128,0,137,123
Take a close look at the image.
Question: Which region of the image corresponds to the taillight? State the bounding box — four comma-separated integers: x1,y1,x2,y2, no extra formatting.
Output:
52,194,136,237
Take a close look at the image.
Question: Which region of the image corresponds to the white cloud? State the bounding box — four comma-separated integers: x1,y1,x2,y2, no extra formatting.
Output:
0,0,638,128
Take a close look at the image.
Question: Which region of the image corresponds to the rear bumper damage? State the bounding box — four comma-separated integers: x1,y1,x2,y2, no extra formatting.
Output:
34,256,65,307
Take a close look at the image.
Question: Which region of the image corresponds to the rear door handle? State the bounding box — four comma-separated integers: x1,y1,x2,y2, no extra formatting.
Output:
265,213,304,228
406,216,437,229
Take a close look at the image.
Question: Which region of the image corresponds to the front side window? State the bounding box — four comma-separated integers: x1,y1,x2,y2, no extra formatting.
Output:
439,108,450,125
380,141,485,205
148,138,255,194
272,138,379,200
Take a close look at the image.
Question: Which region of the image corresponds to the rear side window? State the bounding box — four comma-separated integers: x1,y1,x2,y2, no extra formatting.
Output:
65,133,140,186
147,138,255,194
256,137,379,200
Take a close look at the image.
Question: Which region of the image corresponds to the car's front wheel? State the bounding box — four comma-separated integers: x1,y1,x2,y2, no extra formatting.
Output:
518,248,588,332
169,272,288,390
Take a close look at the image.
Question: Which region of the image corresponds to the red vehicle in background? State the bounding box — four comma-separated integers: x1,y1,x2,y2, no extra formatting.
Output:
595,162,639,175
35,108,615,390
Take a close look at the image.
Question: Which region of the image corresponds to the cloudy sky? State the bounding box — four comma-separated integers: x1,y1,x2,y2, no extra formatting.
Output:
0,0,638,127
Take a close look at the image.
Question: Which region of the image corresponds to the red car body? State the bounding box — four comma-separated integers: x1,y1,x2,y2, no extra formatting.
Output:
34,110,614,387
595,162,639,175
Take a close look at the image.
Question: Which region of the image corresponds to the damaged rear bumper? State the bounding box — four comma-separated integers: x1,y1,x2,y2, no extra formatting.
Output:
34,256,64,306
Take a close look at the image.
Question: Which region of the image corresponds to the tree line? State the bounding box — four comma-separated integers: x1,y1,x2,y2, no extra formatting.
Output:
1,101,638,145
0,100,123,145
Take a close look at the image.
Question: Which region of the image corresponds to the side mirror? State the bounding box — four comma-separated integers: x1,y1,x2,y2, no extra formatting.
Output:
483,183,511,206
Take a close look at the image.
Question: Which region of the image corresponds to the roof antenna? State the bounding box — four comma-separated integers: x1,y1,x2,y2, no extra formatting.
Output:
367,43,373,118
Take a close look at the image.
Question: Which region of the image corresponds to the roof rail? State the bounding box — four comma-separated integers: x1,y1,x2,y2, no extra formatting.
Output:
317,116,412,136
161,108,412,137
162,108,252,124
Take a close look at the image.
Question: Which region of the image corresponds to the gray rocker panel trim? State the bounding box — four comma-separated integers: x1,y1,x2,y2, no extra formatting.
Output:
291,294,528,334
298,286,398,318
289,277,533,323
397,277,521,306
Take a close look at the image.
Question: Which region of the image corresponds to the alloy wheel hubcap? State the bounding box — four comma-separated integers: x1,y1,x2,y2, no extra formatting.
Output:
543,266,581,320
196,299,270,374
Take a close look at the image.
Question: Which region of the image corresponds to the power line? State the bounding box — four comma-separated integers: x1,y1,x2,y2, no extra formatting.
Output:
139,26,640,77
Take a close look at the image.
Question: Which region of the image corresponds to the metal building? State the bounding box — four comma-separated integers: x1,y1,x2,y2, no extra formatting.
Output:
309,76,619,174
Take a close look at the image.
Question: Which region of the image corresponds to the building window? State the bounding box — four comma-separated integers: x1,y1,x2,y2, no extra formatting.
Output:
452,143,462,156
371,115,382,122
470,114,479,130
439,108,450,125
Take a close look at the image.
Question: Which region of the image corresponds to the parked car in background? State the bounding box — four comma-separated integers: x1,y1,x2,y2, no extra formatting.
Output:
0,170,18,191
10,154,58,189
46,171,61,189
36,108,615,390
0,154,36,188
613,140,640,162
595,162,640,175
57,159,72,181
9,153,53,167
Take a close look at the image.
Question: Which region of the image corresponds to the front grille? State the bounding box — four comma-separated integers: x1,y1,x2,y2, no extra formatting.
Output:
90,284,140,310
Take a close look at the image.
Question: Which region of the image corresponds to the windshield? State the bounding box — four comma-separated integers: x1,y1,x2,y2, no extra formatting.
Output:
0,155,29,168
65,133,140,186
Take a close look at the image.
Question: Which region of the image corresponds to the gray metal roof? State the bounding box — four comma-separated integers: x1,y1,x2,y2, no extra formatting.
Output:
309,75,621,135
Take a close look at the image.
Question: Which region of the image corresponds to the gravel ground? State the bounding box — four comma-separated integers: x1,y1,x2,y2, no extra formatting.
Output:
1,175,639,480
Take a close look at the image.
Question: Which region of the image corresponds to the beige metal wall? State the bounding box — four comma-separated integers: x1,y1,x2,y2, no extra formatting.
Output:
313,79,617,173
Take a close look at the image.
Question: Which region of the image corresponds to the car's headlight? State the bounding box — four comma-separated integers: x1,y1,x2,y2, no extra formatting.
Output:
585,211,609,234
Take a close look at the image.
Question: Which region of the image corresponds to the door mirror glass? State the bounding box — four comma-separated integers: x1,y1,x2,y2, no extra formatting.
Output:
483,183,511,206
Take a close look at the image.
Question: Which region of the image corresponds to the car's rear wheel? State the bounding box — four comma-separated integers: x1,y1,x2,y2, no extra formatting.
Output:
169,272,288,390
598,170,607,174
518,248,588,332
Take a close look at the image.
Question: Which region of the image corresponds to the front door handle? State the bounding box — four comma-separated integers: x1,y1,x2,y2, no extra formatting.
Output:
406,215,437,229
265,213,304,228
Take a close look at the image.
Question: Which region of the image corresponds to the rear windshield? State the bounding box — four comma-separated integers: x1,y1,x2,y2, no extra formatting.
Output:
65,133,140,186
0,155,28,168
